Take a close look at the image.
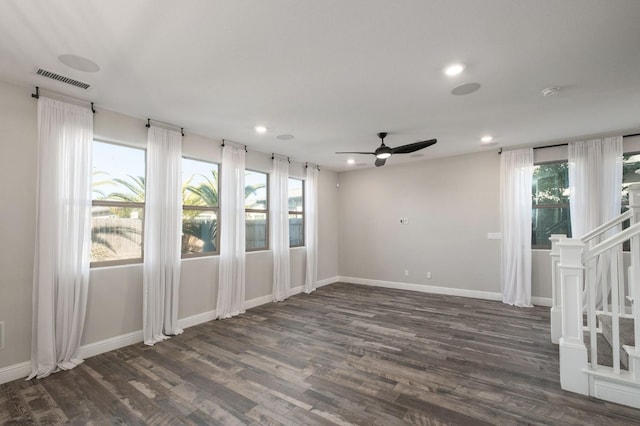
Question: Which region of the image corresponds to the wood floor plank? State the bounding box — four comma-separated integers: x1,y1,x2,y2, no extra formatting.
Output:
3,282,640,425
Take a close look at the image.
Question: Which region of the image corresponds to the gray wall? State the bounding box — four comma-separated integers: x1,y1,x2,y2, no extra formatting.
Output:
0,80,339,369
0,81,37,368
337,150,504,294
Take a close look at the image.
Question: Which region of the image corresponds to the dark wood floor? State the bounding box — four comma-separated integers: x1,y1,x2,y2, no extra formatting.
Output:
2,283,640,425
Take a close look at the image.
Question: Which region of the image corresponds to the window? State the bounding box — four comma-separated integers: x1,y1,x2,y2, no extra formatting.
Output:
245,170,268,250
532,161,571,248
620,153,640,250
91,141,145,266
531,152,640,249
288,178,304,247
182,158,219,257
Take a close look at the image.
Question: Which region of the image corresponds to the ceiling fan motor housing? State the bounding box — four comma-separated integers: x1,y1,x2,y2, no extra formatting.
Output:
375,145,392,159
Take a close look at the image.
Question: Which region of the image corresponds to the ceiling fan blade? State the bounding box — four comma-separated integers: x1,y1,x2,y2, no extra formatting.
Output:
335,151,376,155
391,139,437,155
375,157,387,167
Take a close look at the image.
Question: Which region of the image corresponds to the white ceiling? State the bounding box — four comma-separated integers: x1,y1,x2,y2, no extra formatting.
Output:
1,0,639,171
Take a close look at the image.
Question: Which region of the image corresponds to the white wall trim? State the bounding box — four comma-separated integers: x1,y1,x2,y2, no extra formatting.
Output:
177,310,217,329
77,330,144,359
532,296,553,307
245,294,272,310
289,285,304,297
339,276,552,307
0,361,31,385
317,276,339,288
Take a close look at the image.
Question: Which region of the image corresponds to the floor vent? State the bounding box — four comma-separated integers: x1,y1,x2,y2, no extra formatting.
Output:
36,68,90,89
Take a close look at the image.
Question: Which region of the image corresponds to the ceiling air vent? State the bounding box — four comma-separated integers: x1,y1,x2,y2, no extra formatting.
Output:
36,68,90,89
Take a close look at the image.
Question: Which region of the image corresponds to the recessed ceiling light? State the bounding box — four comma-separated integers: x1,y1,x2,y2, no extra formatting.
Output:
444,63,465,76
255,126,267,134
481,136,493,143
347,159,355,165
58,54,100,72
541,87,560,97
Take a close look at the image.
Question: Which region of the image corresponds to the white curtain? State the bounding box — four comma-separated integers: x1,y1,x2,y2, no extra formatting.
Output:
569,137,623,238
217,143,246,318
143,126,183,345
271,155,290,301
500,148,534,307
29,97,93,379
568,137,623,308
304,166,319,294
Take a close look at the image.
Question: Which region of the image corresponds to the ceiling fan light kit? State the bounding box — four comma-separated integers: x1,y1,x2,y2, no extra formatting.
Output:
336,131,437,167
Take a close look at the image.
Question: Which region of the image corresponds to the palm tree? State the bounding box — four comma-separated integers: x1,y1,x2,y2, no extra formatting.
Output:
106,175,145,203
182,170,265,252
91,174,145,257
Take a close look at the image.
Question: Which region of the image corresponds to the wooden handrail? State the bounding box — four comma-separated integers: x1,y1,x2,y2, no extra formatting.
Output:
581,210,632,244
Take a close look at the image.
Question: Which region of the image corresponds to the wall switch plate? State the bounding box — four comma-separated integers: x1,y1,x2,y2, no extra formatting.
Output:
404,269,409,276
426,272,432,279
487,232,502,240
400,218,409,225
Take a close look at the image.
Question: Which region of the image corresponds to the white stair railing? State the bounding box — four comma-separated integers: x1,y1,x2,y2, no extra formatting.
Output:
549,205,633,343
556,183,640,408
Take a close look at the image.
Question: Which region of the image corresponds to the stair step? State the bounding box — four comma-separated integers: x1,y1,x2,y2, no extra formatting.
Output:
584,331,618,368
596,314,635,369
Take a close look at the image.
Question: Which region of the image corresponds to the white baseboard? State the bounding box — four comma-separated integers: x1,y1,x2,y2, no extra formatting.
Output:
78,330,144,359
532,296,553,307
0,361,31,385
339,276,552,307
178,310,217,329
288,285,303,297
245,294,272,310
339,276,503,301
317,276,339,287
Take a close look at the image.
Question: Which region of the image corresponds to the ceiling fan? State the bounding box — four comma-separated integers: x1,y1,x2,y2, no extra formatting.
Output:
336,132,437,167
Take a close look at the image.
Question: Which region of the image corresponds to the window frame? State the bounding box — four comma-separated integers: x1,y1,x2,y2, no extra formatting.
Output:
181,156,220,259
91,140,146,268
531,159,570,250
288,177,305,248
245,169,269,252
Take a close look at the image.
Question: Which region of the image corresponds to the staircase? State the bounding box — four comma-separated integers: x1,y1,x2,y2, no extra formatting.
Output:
550,183,640,409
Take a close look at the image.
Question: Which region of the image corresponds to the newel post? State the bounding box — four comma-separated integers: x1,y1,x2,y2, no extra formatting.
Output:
627,183,640,379
550,234,565,344
558,239,589,395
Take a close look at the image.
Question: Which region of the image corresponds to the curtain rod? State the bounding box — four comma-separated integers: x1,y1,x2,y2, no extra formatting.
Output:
533,132,640,150
221,139,247,152
498,132,640,154
30,86,95,113
305,162,320,171
145,118,184,136
271,153,291,163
